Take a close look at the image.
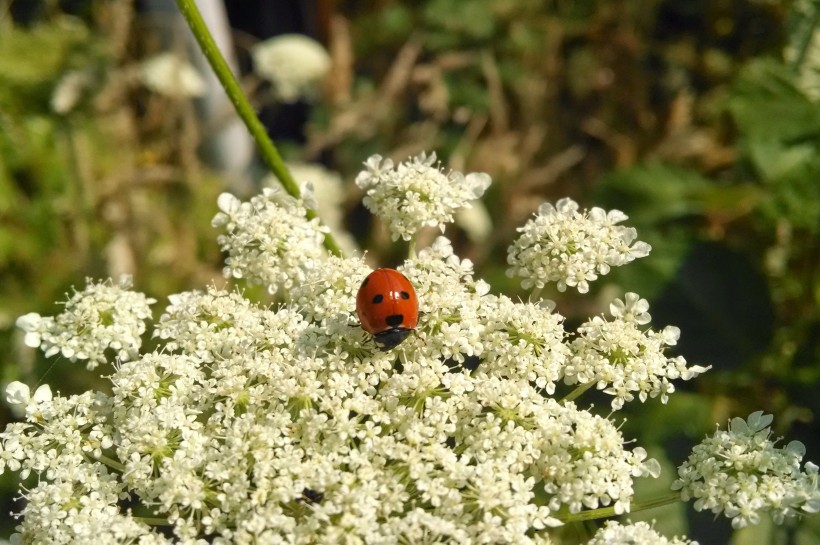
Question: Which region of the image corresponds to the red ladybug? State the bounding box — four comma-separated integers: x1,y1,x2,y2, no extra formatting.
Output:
356,268,419,351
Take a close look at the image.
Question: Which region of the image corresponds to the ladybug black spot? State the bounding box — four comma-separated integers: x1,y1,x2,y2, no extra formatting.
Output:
360,277,369,287
385,314,404,327
372,294,384,304
400,291,410,300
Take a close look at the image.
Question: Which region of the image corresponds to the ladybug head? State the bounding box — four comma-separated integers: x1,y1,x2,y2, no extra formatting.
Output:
373,327,414,351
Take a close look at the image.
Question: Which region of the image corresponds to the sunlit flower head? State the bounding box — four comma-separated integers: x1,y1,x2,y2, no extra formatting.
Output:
3,170,808,544
252,34,330,103
673,411,820,529
507,198,651,293
15,275,155,369
211,189,329,294
139,52,207,98
355,152,491,241
566,292,710,410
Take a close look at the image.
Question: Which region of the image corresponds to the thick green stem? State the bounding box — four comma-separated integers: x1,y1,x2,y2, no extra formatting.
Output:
134,516,172,527
95,453,125,472
408,237,417,260
174,0,342,257
562,381,596,403
557,492,681,523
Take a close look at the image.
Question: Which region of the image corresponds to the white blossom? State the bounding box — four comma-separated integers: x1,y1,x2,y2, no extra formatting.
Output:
4,382,52,419
672,411,820,528
588,520,698,545
355,152,491,241
211,189,329,294
139,52,207,98
10,464,169,544
566,292,710,410
252,34,330,103
267,162,359,253
51,69,91,114
15,275,155,369
476,295,569,395
507,197,651,293
4,177,809,544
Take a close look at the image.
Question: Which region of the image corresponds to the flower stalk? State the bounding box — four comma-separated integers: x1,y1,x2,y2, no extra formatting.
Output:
556,492,681,523
173,0,342,256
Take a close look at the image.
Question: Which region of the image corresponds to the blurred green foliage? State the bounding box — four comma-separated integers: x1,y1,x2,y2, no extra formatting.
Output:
1,0,819,542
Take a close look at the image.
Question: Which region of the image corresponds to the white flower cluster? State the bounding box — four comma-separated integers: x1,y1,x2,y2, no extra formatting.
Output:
672,411,820,529
267,162,359,254
211,189,329,294
252,34,331,103
139,52,207,98
567,292,710,410
355,152,491,241
14,464,166,544
15,275,155,369
507,197,651,293
1,234,668,543
588,521,697,545
3,156,814,543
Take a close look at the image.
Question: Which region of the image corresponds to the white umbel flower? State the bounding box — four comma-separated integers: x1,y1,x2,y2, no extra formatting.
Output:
11,464,168,544
252,34,330,103
588,520,698,545
477,295,569,395
139,52,207,98
3,176,809,544
355,152,491,241
672,411,820,528
566,292,710,410
4,382,52,419
212,189,329,294
51,70,91,114
15,275,155,369
507,198,651,293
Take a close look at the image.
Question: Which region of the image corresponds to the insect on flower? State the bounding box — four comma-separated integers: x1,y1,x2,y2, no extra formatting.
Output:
356,268,419,351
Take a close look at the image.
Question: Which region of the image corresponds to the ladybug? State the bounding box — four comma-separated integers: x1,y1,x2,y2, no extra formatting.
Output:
356,268,419,351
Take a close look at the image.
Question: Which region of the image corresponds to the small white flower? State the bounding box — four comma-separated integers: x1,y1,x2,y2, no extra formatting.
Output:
355,152,491,241
588,520,697,544
139,52,207,98
5,162,814,543
212,189,329,294
14,275,156,369
566,293,709,410
51,70,91,114
4,382,31,408
507,197,651,293
265,162,358,253
15,312,45,349
672,412,820,528
252,34,330,103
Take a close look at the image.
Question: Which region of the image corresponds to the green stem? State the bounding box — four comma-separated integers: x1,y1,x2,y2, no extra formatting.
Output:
408,237,417,260
174,0,342,257
562,381,595,403
557,492,681,523
95,453,125,472
133,516,171,527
